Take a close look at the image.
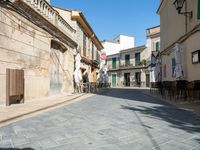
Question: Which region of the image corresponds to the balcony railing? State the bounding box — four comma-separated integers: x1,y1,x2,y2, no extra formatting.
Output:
107,65,119,70
19,0,76,39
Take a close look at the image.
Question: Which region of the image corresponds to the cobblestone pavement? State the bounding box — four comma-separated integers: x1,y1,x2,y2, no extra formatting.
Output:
0,88,200,150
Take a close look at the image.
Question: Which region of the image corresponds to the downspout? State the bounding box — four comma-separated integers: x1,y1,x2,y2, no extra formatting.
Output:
185,0,188,33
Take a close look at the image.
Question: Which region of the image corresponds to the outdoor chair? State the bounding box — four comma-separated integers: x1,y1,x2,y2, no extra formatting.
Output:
162,81,173,100
173,80,188,101
150,82,159,95
90,82,97,93
188,80,200,101
82,82,90,93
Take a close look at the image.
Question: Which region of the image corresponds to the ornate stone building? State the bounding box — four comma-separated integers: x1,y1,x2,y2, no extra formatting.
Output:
0,0,102,106
54,7,103,83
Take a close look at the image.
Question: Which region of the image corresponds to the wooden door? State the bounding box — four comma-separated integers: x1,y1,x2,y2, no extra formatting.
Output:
6,69,24,106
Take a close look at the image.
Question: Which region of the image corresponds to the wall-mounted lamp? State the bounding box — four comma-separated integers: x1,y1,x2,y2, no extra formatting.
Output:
173,0,192,18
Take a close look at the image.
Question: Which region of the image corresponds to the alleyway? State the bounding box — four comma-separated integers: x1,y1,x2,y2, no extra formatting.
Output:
0,88,200,150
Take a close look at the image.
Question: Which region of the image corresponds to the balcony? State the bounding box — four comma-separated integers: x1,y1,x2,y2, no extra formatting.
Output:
107,65,119,71
14,0,76,39
119,62,146,69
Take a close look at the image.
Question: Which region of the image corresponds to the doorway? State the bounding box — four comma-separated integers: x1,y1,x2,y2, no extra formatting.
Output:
135,72,141,87
146,74,150,87
112,74,117,87
124,73,130,87
49,41,66,94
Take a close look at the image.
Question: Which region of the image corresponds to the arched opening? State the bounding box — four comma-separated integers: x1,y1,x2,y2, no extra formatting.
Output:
49,40,67,94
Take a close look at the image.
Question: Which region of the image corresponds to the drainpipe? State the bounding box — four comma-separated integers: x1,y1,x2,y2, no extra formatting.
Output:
185,1,188,33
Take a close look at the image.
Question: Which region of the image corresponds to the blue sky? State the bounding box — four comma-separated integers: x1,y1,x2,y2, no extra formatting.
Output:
51,0,160,46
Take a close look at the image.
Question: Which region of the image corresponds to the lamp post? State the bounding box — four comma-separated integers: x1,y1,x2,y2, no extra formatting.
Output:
173,0,192,17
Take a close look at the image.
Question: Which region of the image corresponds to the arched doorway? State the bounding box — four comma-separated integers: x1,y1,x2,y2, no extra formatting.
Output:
49,40,67,94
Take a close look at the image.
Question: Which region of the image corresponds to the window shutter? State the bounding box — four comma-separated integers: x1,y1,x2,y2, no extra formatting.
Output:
171,58,176,77
156,42,160,51
112,58,116,69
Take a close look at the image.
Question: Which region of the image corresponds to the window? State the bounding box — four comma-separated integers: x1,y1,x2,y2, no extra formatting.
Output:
83,33,86,57
192,50,200,64
171,58,176,77
112,58,116,69
88,40,90,58
92,43,94,60
135,72,141,85
155,41,160,51
135,53,140,66
96,50,100,62
125,54,130,66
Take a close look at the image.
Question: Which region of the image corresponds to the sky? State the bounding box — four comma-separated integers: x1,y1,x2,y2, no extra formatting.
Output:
51,0,160,46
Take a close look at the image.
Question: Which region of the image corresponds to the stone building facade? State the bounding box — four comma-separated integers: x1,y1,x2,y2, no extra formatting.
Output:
54,7,103,83
146,26,160,85
157,0,200,81
106,45,148,87
0,0,102,106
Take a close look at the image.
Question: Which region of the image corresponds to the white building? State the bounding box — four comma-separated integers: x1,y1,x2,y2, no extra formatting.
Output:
99,35,135,83
101,35,135,56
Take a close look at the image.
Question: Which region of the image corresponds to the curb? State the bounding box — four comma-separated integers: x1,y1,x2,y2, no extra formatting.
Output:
0,94,86,125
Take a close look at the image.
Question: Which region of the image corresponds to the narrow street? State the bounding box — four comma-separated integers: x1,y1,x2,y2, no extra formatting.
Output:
0,88,200,150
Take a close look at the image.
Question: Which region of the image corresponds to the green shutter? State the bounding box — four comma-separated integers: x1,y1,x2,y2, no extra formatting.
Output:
156,42,160,51
198,0,200,19
112,58,116,69
112,74,116,87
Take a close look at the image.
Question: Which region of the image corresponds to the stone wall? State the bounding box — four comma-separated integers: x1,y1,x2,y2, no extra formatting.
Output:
0,7,75,105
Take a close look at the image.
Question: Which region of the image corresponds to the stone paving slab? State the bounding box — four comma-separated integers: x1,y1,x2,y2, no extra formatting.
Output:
0,88,200,150
0,93,93,126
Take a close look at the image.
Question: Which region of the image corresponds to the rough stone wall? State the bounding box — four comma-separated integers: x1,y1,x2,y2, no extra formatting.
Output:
0,7,52,105
0,7,75,105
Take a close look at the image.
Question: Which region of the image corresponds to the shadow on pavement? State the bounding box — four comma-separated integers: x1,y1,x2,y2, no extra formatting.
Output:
100,88,200,144
100,88,200,132
0,148,34,150
99,88,168,105
121,105,200,133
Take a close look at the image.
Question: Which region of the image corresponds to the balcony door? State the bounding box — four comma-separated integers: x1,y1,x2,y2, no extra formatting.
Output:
124,73,130,87
112,58,116,69
135,72,141,87
125,54,130,66
111,74,117,87
135,53,140,66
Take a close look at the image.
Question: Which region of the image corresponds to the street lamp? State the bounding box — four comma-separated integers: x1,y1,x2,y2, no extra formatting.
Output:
173,0,192,17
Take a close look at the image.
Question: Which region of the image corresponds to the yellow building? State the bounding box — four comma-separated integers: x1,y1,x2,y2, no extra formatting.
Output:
107,45,148,87
157,0,200,81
